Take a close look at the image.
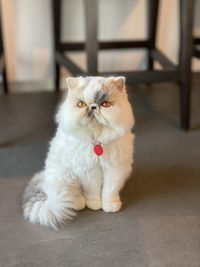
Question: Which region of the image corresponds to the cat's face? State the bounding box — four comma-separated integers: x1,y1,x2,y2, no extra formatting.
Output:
57,76,134,142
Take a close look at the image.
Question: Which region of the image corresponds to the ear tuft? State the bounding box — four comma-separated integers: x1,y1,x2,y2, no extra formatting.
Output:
66,76,83,90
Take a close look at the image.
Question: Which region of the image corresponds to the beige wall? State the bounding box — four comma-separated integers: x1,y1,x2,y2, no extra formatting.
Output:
1,0,200,86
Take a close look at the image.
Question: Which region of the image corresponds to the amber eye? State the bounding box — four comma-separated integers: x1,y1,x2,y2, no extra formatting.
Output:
77,101,87,108
101,101,111,108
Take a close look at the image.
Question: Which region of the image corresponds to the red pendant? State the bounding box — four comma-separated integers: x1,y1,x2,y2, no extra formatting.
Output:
94,144,104,156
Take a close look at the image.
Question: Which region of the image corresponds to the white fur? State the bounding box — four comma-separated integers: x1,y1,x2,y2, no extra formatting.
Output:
23,76,135,229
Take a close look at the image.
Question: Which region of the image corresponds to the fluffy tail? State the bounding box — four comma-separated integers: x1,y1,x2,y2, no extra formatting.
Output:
23,171,75,229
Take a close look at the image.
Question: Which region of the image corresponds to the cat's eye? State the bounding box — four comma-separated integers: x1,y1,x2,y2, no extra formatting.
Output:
77,101,87,108
101,101,112,108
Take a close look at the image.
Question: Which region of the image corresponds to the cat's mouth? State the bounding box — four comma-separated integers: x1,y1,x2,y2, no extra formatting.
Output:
87,110,94,119
86,107,99,121
87,111,111,128
82,111,96,125
84,106,110,127
83,110,102,126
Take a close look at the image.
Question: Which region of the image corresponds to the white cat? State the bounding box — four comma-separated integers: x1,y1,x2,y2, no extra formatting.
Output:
23,76,135,229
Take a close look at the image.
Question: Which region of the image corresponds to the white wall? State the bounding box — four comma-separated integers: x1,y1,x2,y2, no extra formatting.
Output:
1,0,200,88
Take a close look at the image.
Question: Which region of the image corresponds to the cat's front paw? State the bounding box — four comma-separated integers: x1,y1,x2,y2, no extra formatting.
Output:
86,198,102,210
73,195,86,211
102,200,122,213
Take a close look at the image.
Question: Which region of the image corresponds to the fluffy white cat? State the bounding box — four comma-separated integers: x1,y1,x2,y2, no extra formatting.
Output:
23,76,135,229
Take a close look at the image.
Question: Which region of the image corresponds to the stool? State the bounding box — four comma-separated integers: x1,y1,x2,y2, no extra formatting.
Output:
52,0,194,130
0,10,8,94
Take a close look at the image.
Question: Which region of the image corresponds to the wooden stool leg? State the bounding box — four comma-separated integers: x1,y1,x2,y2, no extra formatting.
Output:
147,0,160,70
179,0,194,130
55,63,60,91
0,9,8,94
85,0,98,75
193,38,200,58
52,0,61,91
3,68,8,94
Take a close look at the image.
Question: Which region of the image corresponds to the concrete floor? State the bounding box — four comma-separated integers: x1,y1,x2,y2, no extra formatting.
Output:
0,80,200,267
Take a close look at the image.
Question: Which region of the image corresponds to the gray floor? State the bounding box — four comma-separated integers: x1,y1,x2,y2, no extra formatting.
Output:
0,80,200,267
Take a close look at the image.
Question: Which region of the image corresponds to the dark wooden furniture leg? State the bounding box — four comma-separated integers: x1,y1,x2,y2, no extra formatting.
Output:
2,68,8,93
179,0,194,130
0,9,8,94
193,38,200,58
147,0,160,70
85,0,98,75
52,0,61,91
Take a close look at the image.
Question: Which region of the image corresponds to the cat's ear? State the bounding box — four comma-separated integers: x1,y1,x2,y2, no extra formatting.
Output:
66,76,83,90
107,76,126,91
114,76,126,90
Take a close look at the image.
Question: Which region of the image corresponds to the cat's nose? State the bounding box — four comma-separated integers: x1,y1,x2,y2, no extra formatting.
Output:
91,104,97,110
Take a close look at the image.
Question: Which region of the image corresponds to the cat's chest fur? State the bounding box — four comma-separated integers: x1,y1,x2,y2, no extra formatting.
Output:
50,128,133,181
59,134,102,178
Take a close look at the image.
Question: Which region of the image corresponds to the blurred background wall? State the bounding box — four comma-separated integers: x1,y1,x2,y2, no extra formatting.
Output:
1,0,200,91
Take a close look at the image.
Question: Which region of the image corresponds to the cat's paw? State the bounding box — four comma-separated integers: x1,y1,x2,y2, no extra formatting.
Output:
102,200,122,213
86,198,102,210
73,195,86,211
